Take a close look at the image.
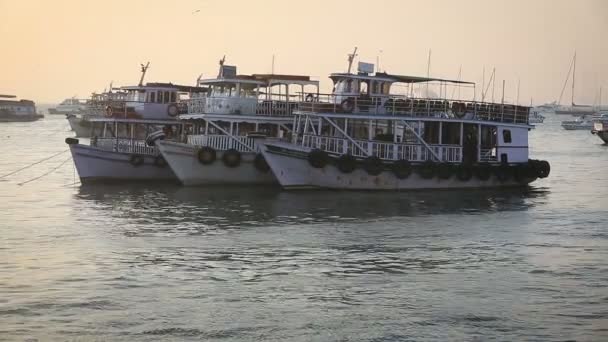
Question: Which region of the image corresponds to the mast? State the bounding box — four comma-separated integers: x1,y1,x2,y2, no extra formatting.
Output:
347,47,358,74
138,62,150,87
426,49,431,98
571,51,576,106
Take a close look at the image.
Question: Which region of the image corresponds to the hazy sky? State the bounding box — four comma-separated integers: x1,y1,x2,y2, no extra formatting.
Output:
1,0,607,105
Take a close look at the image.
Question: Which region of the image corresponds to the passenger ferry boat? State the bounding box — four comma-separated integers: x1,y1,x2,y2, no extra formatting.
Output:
156,61,319,185
48,97,89,115
260,58,551,190
561,116,594,130
0,95,42,122
66,71,207,183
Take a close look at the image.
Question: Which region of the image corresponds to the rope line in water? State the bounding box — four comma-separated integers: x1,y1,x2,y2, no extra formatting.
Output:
17,156,73,186
0,149,68,179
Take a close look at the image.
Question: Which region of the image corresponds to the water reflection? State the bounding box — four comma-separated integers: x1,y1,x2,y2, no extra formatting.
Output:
75,184,548,230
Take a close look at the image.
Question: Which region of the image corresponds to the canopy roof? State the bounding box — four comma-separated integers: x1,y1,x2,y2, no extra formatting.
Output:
330,72,474,85
121,83,208,93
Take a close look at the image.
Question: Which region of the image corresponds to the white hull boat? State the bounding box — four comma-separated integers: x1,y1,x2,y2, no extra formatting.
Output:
67,139,176,183
67,114,94,137
157,140,276,186
262,141,538,190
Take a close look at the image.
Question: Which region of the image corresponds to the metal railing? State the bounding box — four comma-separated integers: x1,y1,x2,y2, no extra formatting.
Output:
187,134,257,152
92,137,158,155
185,98,299,117
302,134,462,162
479,148,497,162
297,93,530,125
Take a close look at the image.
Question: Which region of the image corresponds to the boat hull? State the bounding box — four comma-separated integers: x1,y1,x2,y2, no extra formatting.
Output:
593,131,608,144
66,115,92,137
0,114,43,122
69,143,176,183
262,142,537,190
157,140,277,186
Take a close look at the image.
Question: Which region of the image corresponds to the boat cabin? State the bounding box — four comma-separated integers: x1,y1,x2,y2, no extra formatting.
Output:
0,95,36,116
193,64,319,116
107,83,207,120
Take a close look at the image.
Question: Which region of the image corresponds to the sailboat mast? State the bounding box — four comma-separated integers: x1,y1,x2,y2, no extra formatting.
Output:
571,51,576,106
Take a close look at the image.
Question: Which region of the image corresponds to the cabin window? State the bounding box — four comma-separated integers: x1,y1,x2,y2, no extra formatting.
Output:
503,129,512,143
164,92,170,103
423,121,440,144
480,126,497,148
359,81,368,95
346,80,353,93
372,81,379,94
149,92,156,103
158,91,163,103
170,92,177,103
441,122,461,145
383,83,391,94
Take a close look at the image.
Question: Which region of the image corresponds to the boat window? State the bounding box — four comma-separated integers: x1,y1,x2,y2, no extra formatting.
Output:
441,122,461,145
423,121,440,144
150,92,156,103
502,129,512,143
360,81,368,95
170,92,177,103
480,125,497,148
346,80,353,93
164,92,170,104
158,91,163,103
372,81,379,94
383,83,391,94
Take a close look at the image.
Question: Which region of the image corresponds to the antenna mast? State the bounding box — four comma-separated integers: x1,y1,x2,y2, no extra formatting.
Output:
571,51,576,106
347,47,358,74
217,55,226,77
138,62,150,86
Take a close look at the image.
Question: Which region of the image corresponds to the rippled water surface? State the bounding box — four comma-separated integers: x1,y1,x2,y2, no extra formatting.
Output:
1,115,607,341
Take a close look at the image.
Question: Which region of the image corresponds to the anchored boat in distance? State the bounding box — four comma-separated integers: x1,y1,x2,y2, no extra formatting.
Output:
261,53,551,190
0,95,43,122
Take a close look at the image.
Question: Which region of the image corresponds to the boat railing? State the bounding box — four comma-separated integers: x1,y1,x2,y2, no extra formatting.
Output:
479,148,497,162
185,97,300,117
92,137,158,156
302,134,462,163
298,93,530,125
187,134,257,152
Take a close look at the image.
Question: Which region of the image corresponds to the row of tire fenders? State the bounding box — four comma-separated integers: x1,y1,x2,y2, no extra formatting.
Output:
306,149,550,182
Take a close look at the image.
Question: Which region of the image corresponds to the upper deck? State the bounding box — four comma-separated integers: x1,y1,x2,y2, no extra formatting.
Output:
297,63,530,125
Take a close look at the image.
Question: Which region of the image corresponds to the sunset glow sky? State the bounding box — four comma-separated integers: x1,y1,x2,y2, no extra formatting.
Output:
1,0,607,105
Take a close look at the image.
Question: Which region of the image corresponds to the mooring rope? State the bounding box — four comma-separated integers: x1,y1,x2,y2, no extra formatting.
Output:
17,156,73,186
0,149,68,179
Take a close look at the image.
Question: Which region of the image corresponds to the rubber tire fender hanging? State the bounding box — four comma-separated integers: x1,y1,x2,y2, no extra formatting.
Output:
222,149,241,168
197,147,217,165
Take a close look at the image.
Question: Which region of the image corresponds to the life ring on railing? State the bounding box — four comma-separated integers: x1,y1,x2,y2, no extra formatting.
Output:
105,106,113,118
197,147,216,165
129,154,144,167
254,153,270,173
437,163,453,180
456,165,473,181
391,159,412,179
452,102,465,119
222,149,241,168
167,104,179,117
305,94,316,102
336,154,357,174
154,155,167,168
417,161,437,179
363,156,383,176
308,149,329,169
340,98,355,113
475,163,492,181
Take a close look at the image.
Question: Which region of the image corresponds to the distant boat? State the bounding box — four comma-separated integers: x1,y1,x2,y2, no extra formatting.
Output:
48,97,88,115
528,109,545,124
562,113,608,130
0,94,43,122
554,52,596,116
